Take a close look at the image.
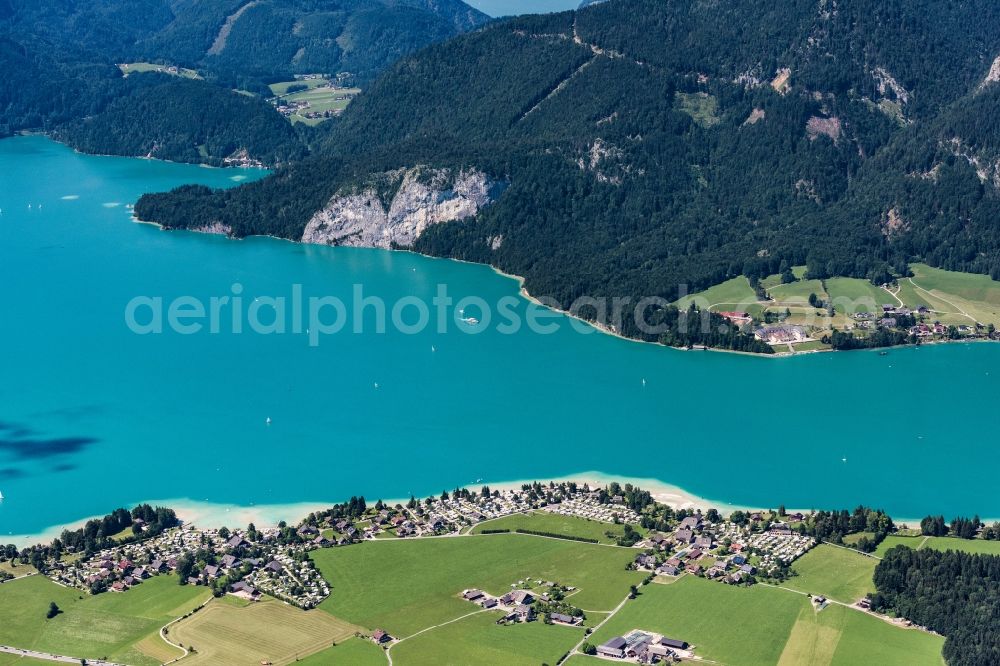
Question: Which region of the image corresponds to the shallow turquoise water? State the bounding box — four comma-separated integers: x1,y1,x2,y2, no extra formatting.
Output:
1,136,999,536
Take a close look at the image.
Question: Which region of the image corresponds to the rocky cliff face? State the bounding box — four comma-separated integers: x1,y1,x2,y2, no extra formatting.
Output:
301,167,500,249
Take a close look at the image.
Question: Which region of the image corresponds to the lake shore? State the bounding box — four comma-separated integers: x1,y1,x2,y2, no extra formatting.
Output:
4,471,946,548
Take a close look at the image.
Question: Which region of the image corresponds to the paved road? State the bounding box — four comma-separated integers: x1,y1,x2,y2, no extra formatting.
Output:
0,644,126,665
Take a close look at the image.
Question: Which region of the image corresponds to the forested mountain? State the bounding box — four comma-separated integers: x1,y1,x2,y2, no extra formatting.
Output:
135,0,1000,349
53,74,306,166
0,0,489,144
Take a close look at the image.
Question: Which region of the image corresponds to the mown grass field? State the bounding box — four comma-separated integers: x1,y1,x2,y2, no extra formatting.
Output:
169,596,363,665
910,263,1000,306
269,77,360,125
296,637,387,665
919,536,1000,555
825,277,894,314
777,601,943,666
875,534,1000,557
589,576,942,666
784,545,877,603
118,62,201,79
390,610,583,665
875,535,925,557
0,574,208,666
590,576,805,665
268,77,331,95
767,278,829,305
673,276,759,312
470,511,644,544
888,263,1000,325
313,534,643,637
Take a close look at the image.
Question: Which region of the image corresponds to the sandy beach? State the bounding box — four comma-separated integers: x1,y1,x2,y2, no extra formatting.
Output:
4,470,945,548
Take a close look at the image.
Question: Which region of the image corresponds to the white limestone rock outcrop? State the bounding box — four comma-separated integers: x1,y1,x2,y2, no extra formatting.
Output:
301,167,499,248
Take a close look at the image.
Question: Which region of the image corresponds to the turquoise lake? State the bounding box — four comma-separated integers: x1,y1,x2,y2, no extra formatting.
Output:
1,135,999,537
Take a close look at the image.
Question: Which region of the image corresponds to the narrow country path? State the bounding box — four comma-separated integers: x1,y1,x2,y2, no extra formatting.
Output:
559,592,632,664
882,284,904,307
908,278,977,322
160,596,214,665
385,608,489,666
761,583,940,637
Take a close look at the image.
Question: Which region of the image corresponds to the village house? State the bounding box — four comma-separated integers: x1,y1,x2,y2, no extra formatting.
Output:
551,612,581,626
597,636,627,659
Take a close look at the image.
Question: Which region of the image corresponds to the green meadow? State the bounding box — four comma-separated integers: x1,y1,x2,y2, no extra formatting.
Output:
825,278,894,314
590,576,805,665
0,574,208,665
768,278,829,305
676,92,721,128
588,576,942,666
778,601,943,666
470,511,644,544
313,534,643,637
784,545,877,603
877,534,1000,557
118,62,201,79
673,276,759,313
296,637,388,665
390,611,583,665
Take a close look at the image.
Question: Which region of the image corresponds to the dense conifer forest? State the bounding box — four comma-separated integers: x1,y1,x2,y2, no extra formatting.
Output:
872,548,1000,666
0,0,488,148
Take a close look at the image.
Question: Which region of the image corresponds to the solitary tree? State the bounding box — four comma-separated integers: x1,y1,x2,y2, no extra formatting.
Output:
46,602,61,619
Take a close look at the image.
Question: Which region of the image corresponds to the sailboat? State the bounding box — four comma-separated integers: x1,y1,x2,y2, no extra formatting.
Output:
0,490,5,500
266,417,272,425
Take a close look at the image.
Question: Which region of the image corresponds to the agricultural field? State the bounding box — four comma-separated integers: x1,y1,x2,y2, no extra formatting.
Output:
313,534,643,637
918,536,1000,555
875,534,1000,557
760,266,808,290
295,637,387,665
777,601,943,666
875,535,925,557
169,596,363,665
0,574,208,666
910,264,1000,305
588,577,942,666
673,276,759,313
767,278,829,306
470,511,644,544
390,610,583,665
825,278,894,315
269,77,360,125
884,263,1000,326
784,545,877,603
118,62,201,79
0,560,38,577
589,576,806,665
268,77,341,96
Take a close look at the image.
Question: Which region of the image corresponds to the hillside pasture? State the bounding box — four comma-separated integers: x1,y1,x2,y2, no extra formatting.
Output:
784,544,877,603
673,276,759,313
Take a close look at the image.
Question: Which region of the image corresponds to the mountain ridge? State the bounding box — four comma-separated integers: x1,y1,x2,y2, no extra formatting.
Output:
120,0,1000,348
